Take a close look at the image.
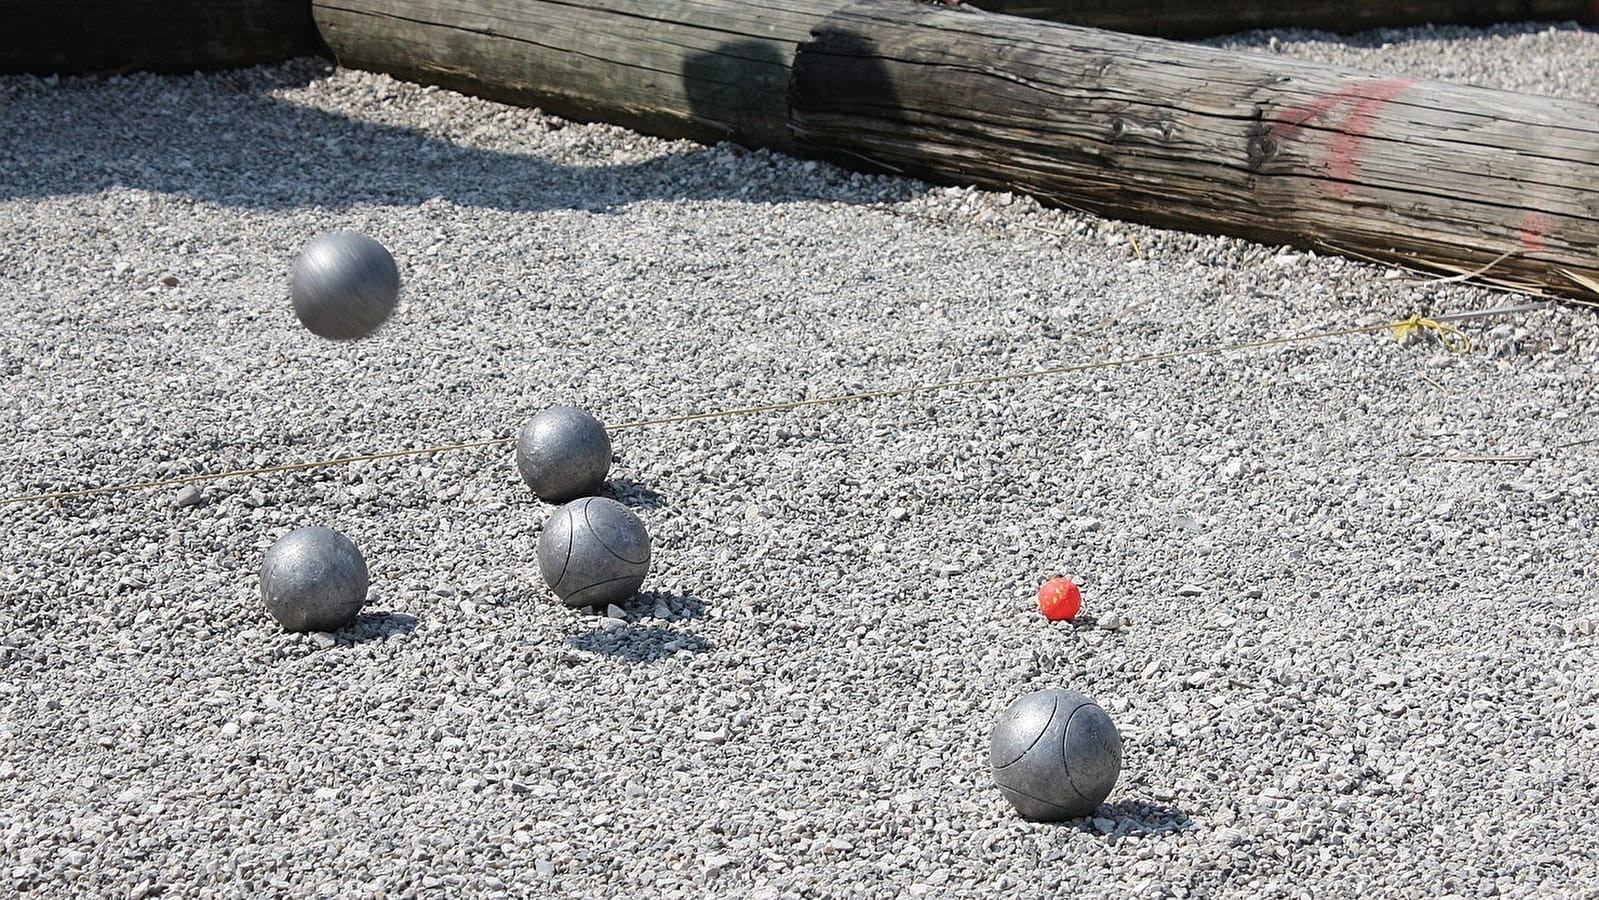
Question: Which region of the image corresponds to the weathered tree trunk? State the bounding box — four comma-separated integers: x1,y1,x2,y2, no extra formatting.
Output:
313,0,1599,298
790,1,1599,298
312,0,854,151
0,1,326,75
313,0,1599,151
977,0,1598,38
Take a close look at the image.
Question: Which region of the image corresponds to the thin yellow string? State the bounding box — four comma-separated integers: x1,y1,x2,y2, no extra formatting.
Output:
606,322,1386,432
1388,314,1473,353
0,315,1482,507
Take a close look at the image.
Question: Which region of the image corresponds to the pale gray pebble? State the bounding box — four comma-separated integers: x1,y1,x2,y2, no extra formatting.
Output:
694,727,730,744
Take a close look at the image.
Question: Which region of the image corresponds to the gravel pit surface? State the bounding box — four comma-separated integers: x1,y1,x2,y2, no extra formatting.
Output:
1,20,1596,900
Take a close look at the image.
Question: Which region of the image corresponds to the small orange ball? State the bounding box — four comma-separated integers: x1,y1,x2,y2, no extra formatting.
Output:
1037,577,1082,621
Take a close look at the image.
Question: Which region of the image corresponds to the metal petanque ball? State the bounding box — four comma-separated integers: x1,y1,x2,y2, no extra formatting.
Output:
289,231,400,340
259,526,369,633
515,405,612,503
990,688,1122,822
537,496,650,608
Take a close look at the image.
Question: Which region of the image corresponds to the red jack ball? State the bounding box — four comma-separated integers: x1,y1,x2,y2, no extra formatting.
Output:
1037,577,1082,621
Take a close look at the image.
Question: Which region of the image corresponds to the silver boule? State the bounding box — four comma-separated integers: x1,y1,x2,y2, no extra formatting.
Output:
515,406,612,503
289,232,400,340
260,525,369,632
537,496,650,608
990,688,1122,821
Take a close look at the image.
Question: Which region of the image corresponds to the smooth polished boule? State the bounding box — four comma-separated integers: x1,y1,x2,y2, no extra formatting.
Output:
259,526,370,632
515,405,612,502
289,232,400,340
990,688,1122,821
537,496,650,608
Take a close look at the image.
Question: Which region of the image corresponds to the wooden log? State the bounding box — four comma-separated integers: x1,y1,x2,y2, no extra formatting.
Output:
976,0,1599,39
310,0,1599,148
790,0,1599,299
322,0,1598,148
314,0,1598,297
0,1,326,75
311,0,856,151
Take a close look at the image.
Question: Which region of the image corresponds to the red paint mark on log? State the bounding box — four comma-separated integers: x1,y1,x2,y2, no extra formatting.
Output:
1519,212,1556,251
1273,78,1414,195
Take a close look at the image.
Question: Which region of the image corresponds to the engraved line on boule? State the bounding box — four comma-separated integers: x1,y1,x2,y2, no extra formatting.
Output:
584,499,650,565
991,694,1062,771
1063,704,1102,807
564,574,652,607
546,506,576,594
998,785,1092,817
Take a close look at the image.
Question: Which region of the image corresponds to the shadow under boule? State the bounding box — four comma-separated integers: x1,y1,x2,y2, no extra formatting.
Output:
604,478,666,510
341,610,420,644
567,623,711,663
1079,798,1196,836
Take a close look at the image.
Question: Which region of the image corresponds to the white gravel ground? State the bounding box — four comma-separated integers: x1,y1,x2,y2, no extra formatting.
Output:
2,18,1597,900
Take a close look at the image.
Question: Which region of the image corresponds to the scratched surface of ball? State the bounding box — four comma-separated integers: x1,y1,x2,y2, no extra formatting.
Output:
516,406,612,503
259,526,369,632
990,688,1122,821
537,497,650,608
289,232,400,340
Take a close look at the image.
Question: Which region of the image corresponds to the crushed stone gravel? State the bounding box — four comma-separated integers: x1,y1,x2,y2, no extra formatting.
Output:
1,18,1596,900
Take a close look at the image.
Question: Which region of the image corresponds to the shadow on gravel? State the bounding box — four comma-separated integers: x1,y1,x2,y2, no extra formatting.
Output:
624,590,706,621
563,591,710,660
342,611,420,644
567,623,711,663
604,478,666,511
0,57,927,210
1086,799,1197,837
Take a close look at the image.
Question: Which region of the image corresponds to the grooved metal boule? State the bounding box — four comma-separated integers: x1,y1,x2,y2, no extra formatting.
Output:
515,406,612,503
990,688,1122,821
537,496,650,608
259,526,369,633
289,232,400,340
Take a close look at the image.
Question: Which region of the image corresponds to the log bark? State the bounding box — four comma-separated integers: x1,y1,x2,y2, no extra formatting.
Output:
790,1,1599,299
312,0,855,151
0,1,326,75
976,0,1598,39
320,0,1598,148
312,0,1599,298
